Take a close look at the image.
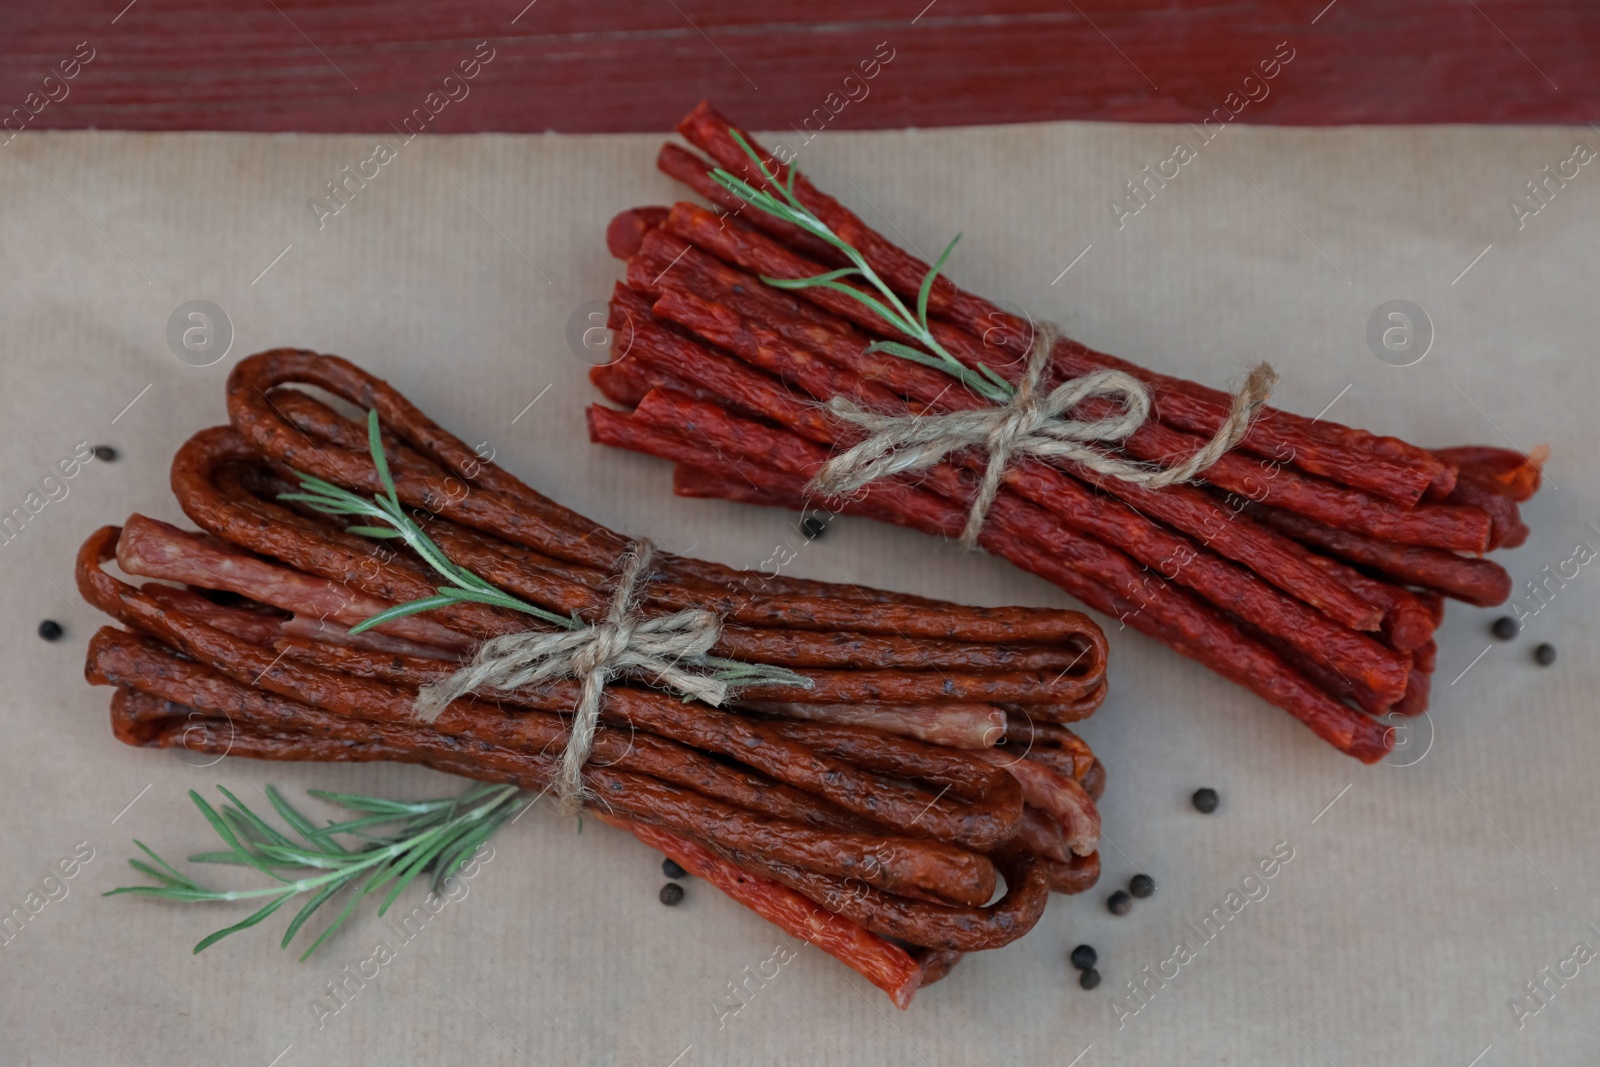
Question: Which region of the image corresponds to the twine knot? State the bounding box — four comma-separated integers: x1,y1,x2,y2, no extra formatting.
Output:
811,324,1276,547
413,540,734,813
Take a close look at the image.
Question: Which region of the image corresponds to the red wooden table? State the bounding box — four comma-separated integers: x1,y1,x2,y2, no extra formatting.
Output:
1,1,1595,135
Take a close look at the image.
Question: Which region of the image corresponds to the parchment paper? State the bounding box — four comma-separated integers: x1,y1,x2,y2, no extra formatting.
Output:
1,119,1596,1066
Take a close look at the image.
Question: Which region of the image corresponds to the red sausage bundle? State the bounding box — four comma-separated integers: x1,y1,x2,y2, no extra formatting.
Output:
585,101,1545,762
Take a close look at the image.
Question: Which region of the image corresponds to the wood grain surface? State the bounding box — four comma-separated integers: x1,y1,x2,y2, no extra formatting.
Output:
0,1,1595,135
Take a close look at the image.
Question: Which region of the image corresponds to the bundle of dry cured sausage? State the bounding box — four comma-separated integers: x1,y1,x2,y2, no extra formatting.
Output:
585,100,1546,764
77,350,1109,1007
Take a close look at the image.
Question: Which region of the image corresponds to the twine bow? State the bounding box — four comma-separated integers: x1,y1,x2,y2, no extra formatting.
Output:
811,325,1277,547
414,540,735,813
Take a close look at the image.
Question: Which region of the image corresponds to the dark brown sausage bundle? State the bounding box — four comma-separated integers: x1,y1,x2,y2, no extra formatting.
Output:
78,350,1110,1007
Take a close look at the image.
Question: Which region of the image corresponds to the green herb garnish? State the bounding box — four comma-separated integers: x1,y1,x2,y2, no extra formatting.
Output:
107,782,525,958
708,130,1015,405
278,410,576,636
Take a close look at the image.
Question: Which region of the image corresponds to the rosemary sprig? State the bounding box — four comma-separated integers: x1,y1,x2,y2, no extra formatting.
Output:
707,131,1015,406
278,410,574,636
279,409,810,690
106,782,525,958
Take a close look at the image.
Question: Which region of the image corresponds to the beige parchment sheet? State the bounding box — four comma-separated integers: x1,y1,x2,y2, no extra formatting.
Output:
0,118,1596,1067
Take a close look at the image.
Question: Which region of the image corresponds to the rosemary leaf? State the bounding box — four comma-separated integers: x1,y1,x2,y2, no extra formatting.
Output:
918,233,962,329
132,839,198,889
367,409,401,509
343,525,404,539
187,850,262,866
280,880,344,950
126,858,196,890
864,339,952,368
773,277,913,333
304,789,444,815
345,594,471,635
977,362,1013,392
192,891,296,955
765,266,861,288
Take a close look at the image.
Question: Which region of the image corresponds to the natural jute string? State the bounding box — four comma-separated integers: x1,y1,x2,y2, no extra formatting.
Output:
810,325,1278,548
413,540,730,813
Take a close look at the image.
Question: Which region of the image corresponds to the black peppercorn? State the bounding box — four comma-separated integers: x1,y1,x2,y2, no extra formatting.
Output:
1534,643,1556,666
1192,787,1219,814
800,515,828,540
1128,874,1155,899
659,883,685,906
92,444,118,462
1079,967,1101,990
1106,890,1132,916
662,858,687,880
38,620,63,642
1491,616,1518,641
1069,944,1097,971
